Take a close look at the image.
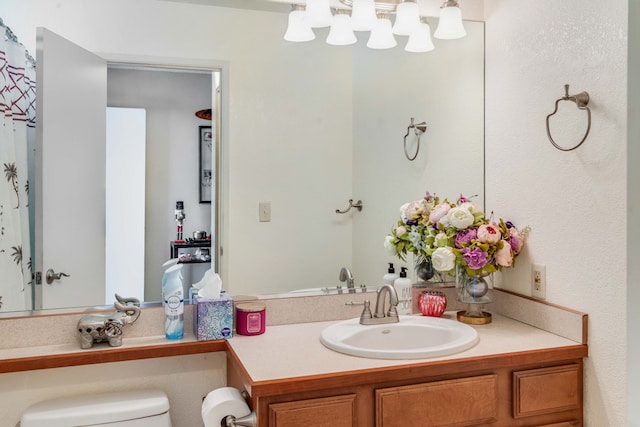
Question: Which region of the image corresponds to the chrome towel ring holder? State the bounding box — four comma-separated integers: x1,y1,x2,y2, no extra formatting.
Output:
545,84,591,151
403,117,428,161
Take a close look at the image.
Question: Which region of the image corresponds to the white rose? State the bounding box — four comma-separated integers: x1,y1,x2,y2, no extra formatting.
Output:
447,206,475,229
431,247,456,272
434,232,448,247
399,203,410,223
459,201,483,214
384,235,397,255
396,225,407,237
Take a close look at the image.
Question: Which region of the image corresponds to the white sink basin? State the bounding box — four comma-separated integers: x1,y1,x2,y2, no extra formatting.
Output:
320,315,479,360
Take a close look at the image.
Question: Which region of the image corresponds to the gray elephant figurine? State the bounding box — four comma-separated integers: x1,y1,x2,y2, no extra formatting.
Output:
77,294,141,349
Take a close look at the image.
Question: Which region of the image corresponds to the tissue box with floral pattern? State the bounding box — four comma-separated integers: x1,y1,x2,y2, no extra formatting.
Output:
193,292,233,341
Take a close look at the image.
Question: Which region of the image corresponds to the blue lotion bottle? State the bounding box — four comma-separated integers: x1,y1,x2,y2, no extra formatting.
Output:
162,264,184,340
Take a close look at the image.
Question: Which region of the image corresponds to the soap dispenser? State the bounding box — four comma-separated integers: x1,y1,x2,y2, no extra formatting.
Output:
394,267,412,315
383,263,399,285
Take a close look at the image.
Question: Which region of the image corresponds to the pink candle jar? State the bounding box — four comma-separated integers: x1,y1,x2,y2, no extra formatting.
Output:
236,302,266,336
418,290,447,317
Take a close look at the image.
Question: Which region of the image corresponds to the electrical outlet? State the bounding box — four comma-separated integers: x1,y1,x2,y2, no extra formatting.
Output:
531,263,546,299
259,202,271,222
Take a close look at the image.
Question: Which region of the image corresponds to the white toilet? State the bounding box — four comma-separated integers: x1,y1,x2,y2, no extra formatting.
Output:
20,389,172,427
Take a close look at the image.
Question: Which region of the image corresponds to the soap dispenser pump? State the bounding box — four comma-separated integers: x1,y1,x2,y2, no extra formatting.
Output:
394,266,412,315
383,263,399,285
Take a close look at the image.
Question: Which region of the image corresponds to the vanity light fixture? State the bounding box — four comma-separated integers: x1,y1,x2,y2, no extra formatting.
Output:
327,9,357,45
433,0,466,39
284,4,316,42
283,0,466,52
392,0,420,36
405,16,435,53
367,11,397,49
350,0,377,31
306,0,334,27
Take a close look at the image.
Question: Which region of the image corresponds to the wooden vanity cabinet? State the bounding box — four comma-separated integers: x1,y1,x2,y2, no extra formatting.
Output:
227,347,586,427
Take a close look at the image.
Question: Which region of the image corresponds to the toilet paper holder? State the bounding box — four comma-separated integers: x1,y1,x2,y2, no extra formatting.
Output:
223,412,258,427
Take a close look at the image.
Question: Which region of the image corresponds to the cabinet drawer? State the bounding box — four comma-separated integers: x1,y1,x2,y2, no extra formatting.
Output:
513,364,580,418
268,394,356,427
376,374,498,427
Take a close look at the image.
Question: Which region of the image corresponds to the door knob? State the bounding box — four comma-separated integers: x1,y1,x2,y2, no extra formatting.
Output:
45,269,70,285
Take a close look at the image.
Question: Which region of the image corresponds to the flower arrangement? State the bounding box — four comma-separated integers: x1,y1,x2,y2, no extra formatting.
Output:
384,192,528,277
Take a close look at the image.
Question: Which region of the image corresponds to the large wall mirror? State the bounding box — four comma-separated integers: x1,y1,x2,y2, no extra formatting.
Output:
0,0,484,316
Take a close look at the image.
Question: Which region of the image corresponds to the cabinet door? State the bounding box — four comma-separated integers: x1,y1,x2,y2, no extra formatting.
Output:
376,374,498,427
513,364,580,419
268,394,357,427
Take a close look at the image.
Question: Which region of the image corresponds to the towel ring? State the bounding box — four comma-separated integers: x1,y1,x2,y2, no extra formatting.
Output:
545,84,591,152
403,117,428,161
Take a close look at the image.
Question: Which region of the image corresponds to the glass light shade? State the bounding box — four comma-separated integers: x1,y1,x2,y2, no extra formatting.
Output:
434,5,466,39
405,19,435,52
306,0,333,28
392,1,420,36
284,7,316,42
351,0,377,31
367,14,397,49
327,12,357,45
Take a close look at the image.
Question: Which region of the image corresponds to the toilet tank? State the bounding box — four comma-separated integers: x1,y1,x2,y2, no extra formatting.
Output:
20,389,172,427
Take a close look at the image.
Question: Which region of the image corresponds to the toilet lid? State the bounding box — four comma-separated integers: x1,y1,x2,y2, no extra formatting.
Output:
21,389,170,427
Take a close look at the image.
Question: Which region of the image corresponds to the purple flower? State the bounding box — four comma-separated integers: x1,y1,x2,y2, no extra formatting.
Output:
461,247,489,270
424,192,434,203
455,228,477,248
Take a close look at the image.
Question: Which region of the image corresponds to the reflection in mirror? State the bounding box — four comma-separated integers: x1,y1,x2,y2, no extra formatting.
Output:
0,1,483,316
33,28,219,312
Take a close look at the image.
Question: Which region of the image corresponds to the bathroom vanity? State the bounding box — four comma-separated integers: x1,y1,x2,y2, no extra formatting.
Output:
226,313,587,427
0,290,587,427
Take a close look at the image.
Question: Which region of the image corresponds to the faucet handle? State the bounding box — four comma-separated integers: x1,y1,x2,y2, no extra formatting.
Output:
360,300,372,322
387,305,399,318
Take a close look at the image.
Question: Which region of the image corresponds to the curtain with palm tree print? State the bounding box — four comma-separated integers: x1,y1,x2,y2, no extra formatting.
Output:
0,24,36,312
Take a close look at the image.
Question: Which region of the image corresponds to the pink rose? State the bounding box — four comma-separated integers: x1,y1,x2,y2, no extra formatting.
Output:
402,200,424,224
396,226,407,237
495,240,514,267
429,203,451,224
509,228,524,253
477,223,501,244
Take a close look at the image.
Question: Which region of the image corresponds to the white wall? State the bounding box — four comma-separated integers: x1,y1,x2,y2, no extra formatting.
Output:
484,1,628,425
352,21,485,285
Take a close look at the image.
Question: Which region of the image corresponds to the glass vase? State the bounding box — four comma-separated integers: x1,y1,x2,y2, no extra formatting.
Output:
414,256,455,287
455,265,493,324
414,257,435,286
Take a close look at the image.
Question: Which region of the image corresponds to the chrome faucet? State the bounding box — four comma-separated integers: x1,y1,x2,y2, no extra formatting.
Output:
360,284,399,325
338,267,355,291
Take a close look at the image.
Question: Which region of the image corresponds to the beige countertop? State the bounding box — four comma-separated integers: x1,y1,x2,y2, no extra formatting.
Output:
227,311,583,382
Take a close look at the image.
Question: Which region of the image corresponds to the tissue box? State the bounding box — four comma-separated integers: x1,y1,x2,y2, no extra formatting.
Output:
193,292,233,341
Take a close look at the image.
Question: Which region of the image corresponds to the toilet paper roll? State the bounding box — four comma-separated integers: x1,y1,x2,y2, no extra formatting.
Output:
202,387,251,427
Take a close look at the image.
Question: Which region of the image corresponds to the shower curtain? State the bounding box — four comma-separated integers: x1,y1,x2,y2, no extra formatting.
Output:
0,23,36,312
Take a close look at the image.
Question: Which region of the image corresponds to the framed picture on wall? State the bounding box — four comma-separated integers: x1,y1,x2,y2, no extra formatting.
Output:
199,126,213,203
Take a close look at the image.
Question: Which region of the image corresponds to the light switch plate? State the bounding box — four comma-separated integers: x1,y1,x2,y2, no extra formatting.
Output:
259,202,271,222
